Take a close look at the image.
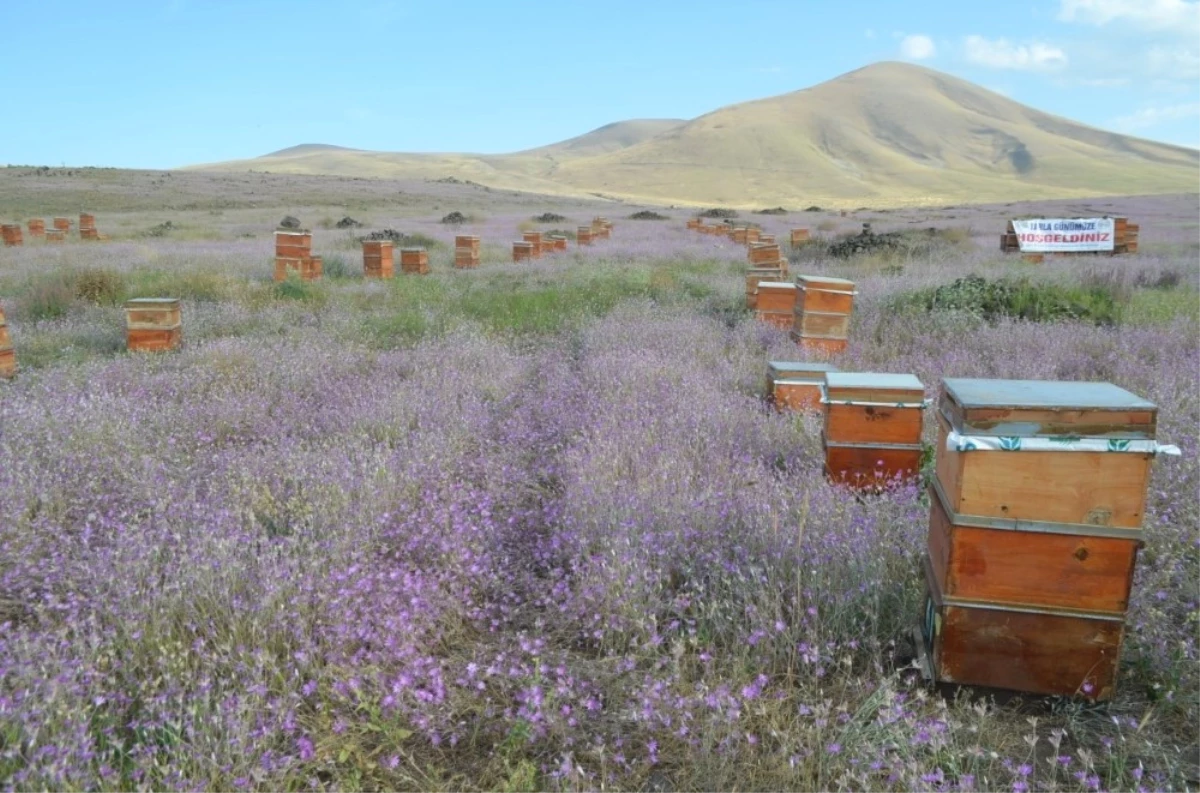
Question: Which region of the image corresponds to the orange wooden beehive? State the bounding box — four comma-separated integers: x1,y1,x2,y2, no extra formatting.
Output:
767,361,837,413
363,240,394,278
79,213,96,230
759,234,776,245
399,248,429,275
52,217,71,232
790,228,811,246
513,241,534,262
919,378,1168,702
125,298,182,352
822,372,926,489
521,232,543,259
745,228,760,245
792,275,854,352
275,230,312,259
45,229,65,243
26,219,45,237
454,235,480,269
748,243,783,266
550,235,568,252
731,227,749,245
576,227,594,246
745,267,785,309
754,282,797,330
0,305,14,378
0,225,22,246
687,219,701,230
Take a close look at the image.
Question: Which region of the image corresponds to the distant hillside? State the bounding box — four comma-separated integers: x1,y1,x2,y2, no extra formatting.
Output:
187,62,1199,207
261,143,361,158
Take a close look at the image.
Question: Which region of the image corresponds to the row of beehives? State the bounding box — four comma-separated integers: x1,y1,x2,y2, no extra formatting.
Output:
0,296,180,377
1000,217,1140,259
273,218,616,281
767,361,1179,702
685,217,813,249
1,213,107,246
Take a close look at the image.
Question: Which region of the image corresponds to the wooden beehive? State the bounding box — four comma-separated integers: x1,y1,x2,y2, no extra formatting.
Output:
1,225,22,246
455,235,480,253
767,361,838,412
125,298,182,352
921,378,1164,701
687,219,701,230
790,228,810,246
399,248,429,275
732,227,749,245
522,232,543,259
745,267,785,309
26,219,45,237
759,234,776,245
513,241,534,262
576,227,594,246
823,372,926,488
53,217,71,232
540,239,556,256
755,282,797,329
275,230,312,259
79,213,96,230
363,240,394,279
0,305,14,378
748,243,782,266
745,228,760,245
45,230,65,243
793,275,854,351
80,228,100,241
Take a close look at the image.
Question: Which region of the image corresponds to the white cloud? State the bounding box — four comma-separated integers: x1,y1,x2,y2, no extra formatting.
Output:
1109,102,1200,131
900,34,936,60
964,35,1069,70
1146,46,1200,78
1058,0,1200,32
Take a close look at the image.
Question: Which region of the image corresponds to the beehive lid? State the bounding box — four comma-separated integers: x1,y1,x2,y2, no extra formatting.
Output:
825,372,925,403
940,378,1157,439
769,361,839,381
400,247,427,252
797,275,856,292
125,297,179,308
758,281,796,291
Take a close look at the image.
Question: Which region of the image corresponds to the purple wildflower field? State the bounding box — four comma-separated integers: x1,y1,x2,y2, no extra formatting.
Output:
0,171,1197,791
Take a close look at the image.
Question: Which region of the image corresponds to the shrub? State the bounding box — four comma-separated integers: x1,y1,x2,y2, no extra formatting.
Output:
753,207,788,215
533,212,566,223
440,211,468,225
19,272,77,321
628,210,669,220
74,268,126,305
892,274,1123,326
804,205,822,212
322,255,350,279
697,208,738,219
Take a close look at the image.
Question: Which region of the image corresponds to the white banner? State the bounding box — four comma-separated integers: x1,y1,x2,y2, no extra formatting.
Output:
1011,218,1115,253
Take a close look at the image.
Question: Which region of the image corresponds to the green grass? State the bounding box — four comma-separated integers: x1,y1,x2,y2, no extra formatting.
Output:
1124,288,1200,325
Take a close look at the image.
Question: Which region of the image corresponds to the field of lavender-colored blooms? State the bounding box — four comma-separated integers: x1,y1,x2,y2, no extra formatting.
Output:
0,169,1197,792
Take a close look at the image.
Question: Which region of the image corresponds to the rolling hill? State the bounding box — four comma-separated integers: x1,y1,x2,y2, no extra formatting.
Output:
186,62,1199,208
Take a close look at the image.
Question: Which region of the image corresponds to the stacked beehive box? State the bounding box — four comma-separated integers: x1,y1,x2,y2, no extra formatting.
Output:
592,218,612,239
759,233,776,245
755,282,797,329
1115,218,1139,253
400,248,429,275
748,242,786,271
79,213,99,240
687,219,702,231
822,372,926,488
791,228,810,247
732,227,749,245
363,240,394,278
26,219,45,238
576,226,595,246
791,275,855,355
455,235,480,269
274,230,321,281
522,231,544,259
745,268,785,309
0,305,15,378
550,235,568,252
513,241,534,261
125,298,182,352
45,230,65,243
921,378,1176,701
53,217,71,233
1,225,22,246
539,237,556,256
767,361,838,413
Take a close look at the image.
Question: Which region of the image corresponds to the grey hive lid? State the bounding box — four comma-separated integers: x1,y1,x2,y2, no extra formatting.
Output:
943,378,1155,411
826,372,924,391
769,360,840,374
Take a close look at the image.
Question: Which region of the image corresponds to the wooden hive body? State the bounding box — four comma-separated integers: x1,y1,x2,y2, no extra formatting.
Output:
748,243,782,266
767,361,838,412
399,248,429,274
513,241,534,261
27,219,45,236
52,217,71,231
793,275,855,349
362,240,394,278
0,306,13,377
755,282,796,330
576,227,594,245
790,228,810,246
921,377,1163,701
125,298,182,352
823,372,925,488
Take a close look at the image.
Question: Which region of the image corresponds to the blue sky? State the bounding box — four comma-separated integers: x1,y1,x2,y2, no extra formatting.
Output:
1,0,1197,168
